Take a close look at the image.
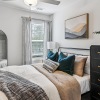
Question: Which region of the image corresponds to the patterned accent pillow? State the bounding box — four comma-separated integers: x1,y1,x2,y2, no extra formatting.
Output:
74,56,87,77
43,59,59,73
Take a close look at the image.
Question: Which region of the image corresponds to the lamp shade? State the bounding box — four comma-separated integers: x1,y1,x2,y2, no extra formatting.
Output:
24,0,37,6
47,42,58,49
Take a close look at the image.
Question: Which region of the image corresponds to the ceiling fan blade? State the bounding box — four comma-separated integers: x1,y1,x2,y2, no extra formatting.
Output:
39,0,60,5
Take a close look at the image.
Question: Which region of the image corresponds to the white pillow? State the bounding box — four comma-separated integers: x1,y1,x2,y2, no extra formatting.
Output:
84,56,90,74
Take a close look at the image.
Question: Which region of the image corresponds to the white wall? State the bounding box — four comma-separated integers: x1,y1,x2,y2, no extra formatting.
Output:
52,0,100,49
0,4,50,65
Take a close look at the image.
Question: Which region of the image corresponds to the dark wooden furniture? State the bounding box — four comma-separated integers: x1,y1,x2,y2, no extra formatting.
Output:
90,45,100,100
81,92,90,100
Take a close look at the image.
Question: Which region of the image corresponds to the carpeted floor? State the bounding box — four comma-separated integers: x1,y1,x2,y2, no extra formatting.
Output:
81,92,90,100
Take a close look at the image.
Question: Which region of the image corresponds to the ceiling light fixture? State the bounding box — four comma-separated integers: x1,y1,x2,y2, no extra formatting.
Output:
24,0,37,6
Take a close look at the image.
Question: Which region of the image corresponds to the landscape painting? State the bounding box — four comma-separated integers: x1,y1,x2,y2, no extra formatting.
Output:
65,13,89,39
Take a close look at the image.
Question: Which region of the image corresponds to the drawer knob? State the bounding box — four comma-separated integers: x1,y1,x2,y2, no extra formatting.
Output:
98,66,100,68
98,93,100,96
97,52,100,54
98,79,100,82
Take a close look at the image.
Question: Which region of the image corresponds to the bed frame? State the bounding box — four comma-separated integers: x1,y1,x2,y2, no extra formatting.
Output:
58,47,90,56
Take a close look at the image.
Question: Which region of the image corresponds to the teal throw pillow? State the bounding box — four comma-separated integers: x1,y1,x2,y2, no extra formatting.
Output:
58,55,75,75
58,52,67,62
47,51,58,62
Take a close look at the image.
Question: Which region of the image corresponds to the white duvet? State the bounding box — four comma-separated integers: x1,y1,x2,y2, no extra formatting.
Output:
0,65,61,100
73,74,90,94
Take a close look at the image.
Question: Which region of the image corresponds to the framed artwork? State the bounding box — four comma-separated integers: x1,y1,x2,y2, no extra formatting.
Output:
65,13,89,39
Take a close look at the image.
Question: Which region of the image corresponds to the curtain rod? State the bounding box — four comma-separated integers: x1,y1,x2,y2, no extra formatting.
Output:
21,16,52,22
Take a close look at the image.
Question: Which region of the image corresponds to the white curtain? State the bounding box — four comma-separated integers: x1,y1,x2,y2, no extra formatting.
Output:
22,17,52,64
48,21,53,41
22,17,32,65
43,21,52,60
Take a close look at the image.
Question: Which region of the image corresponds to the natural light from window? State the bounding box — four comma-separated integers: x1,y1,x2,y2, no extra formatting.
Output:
31,20,44,62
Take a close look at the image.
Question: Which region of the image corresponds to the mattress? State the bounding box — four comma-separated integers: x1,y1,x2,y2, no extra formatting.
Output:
73,74,90,94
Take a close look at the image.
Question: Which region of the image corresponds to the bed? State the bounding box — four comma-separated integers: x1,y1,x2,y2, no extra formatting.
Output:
0,47,90,100
58,47,90,94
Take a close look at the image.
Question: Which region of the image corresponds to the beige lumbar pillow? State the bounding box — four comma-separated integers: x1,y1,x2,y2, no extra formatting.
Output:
74,56,87,77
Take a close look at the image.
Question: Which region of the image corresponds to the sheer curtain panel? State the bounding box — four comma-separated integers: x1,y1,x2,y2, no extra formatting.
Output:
22,17,32,65
43,21,52,60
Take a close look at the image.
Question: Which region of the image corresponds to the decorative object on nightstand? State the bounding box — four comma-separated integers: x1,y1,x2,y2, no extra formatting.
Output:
90,45,100,100
47,42,59,51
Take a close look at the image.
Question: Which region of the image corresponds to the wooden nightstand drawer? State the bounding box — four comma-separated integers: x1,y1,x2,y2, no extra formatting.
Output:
91,46,100,59
91,72,100,86
91,59,100,73
91,96,100,100
91,84,100,99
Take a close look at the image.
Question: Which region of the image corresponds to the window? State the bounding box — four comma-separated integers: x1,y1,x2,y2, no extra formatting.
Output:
31,20,45,62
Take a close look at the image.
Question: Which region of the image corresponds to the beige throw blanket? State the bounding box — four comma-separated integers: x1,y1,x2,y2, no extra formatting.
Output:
32,63,81,100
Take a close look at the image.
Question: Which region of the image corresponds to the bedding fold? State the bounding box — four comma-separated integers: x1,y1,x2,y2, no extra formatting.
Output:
33,63,81,100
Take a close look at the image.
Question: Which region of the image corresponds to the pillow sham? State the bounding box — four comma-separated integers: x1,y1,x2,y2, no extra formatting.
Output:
58,55,75,75
76,55,90,74
47,51,58,62
84,56,90,74
43,59,59,73
58,52,67,62
74,56,87,77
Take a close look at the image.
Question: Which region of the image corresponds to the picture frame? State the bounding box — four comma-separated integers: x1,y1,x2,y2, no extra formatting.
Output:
65,13,89,39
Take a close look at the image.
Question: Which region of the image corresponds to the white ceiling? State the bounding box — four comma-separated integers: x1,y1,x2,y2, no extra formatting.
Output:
0,0,78,15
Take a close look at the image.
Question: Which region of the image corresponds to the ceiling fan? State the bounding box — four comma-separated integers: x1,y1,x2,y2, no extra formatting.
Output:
1,0,60,5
